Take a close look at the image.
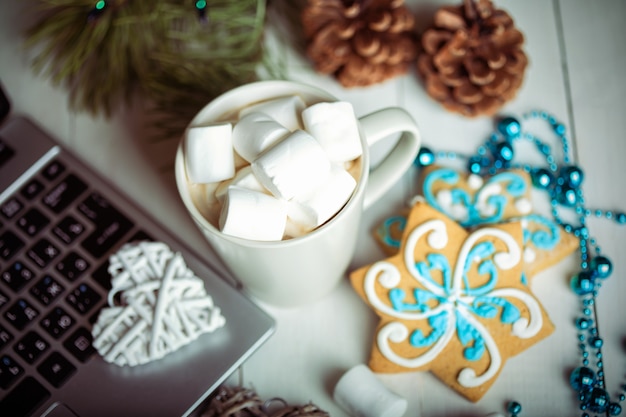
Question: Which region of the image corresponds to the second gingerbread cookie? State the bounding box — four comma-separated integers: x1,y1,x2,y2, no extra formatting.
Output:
350,201,554,402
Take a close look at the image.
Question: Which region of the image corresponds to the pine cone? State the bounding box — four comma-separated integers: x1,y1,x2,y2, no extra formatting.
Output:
302,0,418,87
417,0,528,117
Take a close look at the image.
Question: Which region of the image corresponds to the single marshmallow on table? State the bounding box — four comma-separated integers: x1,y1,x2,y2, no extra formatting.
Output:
214,165,267,202
252,129,332,201
285,166,356,237
333,364,408,417
231,112,291,163
184,122,235,183
239,95,306,132
302,101,362,163
218,186,287,241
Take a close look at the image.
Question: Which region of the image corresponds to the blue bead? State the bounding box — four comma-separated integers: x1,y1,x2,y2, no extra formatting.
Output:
583,387,609,413
507,400,522,414
531,168,554,189
570,366,596,391
560,165,584,188
589,336,603,349
467,155,491,175
576,317,592,330
590,256,612,279
415,147,435,167
556,184,578,207
616,212,626,224
571,271,595,295
554,123,566,135
497,116,521,137
609,402,622,416
494,141,514,162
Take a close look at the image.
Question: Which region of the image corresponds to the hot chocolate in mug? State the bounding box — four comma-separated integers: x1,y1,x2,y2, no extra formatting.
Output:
175,80,421,307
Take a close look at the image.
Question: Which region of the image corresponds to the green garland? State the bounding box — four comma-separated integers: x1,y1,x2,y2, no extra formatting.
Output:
24,0,268,138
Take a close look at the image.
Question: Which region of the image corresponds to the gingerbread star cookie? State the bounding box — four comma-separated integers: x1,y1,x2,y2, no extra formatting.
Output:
374,166,578,282
352,201,554,402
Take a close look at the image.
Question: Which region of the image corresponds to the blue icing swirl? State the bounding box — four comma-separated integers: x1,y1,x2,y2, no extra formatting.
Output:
409,311,448,348
521,214,560,250
456,311,486,361
379,215,407,249
472,296,521,324
416,253,451,290
462,241,498,296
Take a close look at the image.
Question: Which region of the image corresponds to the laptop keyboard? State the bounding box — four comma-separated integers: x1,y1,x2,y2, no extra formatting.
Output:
0,152,148,415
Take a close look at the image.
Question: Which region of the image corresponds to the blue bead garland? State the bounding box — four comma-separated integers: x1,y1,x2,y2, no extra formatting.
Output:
414,110,625,416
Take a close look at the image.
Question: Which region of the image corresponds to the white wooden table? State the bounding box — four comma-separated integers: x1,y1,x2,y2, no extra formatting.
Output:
1,1,625,416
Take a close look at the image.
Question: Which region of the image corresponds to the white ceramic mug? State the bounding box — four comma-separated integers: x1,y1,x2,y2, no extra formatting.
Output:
175,80,420,307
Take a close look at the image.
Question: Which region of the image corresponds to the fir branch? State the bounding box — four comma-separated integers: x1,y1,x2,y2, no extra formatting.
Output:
23,0,268,125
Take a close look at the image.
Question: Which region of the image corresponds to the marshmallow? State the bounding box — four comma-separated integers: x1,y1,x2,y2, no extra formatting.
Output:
232,112,291,162
252,130,332,200
214,165,267,202
334,364,408,417
218,186,287,241
184,122,235,183
302,101,362,163
286,166,356,236
238,95,305,132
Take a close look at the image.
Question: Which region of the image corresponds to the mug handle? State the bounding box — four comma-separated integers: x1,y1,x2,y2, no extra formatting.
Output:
358,108,421,209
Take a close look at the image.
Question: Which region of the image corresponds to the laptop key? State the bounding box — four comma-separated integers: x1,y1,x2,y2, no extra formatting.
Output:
0,376,51,416
52,215,86,245
64,327,96,363
0,354,24,389
37,351,76,388
40,307,75,339
17,207,50,236
27,238,60,268
20,178,45,200
66,283,101,315
56,252,90,282
42,173,87,214
42,160,66,181
14,330,50,364
4,298,39,331
78,193,134,258
1,261,34,292
30,275,65,306
0,197,23,220
0,289,9,310
0,230,24,261
0,324,13,349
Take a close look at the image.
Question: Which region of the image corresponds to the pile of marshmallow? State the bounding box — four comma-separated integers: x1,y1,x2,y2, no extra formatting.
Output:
184,95,362,241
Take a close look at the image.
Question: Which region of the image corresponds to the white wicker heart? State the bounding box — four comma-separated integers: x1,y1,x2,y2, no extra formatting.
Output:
92,241,226,367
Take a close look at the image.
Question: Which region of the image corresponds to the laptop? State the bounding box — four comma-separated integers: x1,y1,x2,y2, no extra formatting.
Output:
0,83,275,417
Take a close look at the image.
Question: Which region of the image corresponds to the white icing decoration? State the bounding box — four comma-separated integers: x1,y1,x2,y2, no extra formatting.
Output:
515,197,533,214
377,317,456,369
364,218,543,389
365,261,447,320
404,220,448,296
474,183,503,217
467,174,484,190
450,227,521,294
523,247,537,263
435,189,468,222
92,242,226,367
